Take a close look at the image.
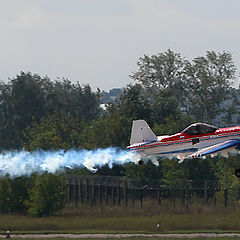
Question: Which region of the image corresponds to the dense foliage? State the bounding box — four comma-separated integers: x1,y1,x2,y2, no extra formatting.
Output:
0,72,100,150
27,174,65,217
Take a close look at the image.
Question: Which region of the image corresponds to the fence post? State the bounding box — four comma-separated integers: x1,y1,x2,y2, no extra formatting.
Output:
86,177,89,205
140,188,143,207
79,178,83,204
157,180,161,205
213,194,216,208
185,181,189,210
68,177,71,204
62,177,65,193
132,189,135,207
124,178,128,207
224,189,228,207
111,181,114,206
105,184,108,205
181,180,185,206
91,178,95,207
204,180,208,205
117,182,120,206
74,178,78,207
99,178,102,205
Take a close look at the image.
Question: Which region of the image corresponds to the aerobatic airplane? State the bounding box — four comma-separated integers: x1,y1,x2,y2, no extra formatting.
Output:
127,120,240,177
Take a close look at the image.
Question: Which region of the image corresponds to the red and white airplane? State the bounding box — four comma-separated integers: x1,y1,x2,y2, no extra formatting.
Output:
127,120,240,177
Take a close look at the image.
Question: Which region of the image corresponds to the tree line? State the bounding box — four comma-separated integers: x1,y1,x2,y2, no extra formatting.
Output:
0,50,238,151
0,49,240,216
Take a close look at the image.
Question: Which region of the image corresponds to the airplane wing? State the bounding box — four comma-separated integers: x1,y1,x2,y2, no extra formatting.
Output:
187,139,240,159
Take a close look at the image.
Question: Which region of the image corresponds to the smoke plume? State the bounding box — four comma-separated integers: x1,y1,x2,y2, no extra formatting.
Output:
0,148,139,177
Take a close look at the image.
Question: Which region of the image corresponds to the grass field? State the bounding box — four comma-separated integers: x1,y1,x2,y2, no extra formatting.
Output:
0,209,240,233
0,202,240,239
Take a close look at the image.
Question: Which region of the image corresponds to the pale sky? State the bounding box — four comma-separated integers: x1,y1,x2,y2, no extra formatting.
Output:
0,0,240,91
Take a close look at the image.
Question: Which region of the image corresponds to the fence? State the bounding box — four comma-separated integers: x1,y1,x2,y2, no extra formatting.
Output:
64,175,240,209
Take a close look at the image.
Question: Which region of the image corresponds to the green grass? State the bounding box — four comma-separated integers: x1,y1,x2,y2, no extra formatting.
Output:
1,212,240,233
0,201,240,234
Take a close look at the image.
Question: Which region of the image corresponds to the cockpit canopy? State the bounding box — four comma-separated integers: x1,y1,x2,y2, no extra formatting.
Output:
182,123,218,135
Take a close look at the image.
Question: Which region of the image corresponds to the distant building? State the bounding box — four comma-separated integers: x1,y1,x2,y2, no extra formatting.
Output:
100,88,123,104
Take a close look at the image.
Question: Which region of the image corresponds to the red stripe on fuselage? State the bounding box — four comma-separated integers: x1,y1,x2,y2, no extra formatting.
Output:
129,127,240,151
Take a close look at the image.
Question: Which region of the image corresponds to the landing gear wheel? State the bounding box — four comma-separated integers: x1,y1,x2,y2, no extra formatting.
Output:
138,160,143,165
235,169,240,178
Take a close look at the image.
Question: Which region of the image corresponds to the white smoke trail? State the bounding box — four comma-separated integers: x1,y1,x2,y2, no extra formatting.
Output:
0,148,139,177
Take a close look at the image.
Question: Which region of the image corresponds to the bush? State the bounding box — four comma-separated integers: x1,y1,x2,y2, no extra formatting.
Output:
27,174,65,216
0,177,30,214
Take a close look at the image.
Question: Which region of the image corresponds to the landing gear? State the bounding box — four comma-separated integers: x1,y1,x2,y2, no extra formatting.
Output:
138,160,143,165
235,169,240,178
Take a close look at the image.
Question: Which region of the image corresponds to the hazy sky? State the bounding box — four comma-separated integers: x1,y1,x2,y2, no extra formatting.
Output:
0,0,240,90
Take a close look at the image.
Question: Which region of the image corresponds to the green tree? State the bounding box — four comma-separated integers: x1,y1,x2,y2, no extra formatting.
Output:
131,49,185,91
108,84,151,122
153,115,192,136
124,161,162,185
182,51,236,123
0,73,45,149
214,157,240,205
96,164,125,176
129,50,236,124
27,174,65,216
0,177,12,213
0,176,31,214
51,79,100,120
161,160,185,183
0,72,100,149
128,49,186,124
9,176,31,213
81,114,132,149
23,112,85,151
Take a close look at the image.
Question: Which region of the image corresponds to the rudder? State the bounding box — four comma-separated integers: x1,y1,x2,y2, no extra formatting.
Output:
130,120,157,145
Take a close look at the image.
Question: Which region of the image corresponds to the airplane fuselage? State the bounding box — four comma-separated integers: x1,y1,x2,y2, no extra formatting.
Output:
128,126,240,158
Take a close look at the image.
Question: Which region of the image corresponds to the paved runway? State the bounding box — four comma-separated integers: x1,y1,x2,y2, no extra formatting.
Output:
1,233,240,238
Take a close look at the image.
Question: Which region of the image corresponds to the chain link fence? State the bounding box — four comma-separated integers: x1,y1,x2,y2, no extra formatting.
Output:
64,175,240,209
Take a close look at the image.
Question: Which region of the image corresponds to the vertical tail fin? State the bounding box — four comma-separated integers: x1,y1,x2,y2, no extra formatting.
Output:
130,120,157,145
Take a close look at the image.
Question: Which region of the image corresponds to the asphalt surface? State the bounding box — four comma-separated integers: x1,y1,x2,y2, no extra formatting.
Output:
1,233,240,238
